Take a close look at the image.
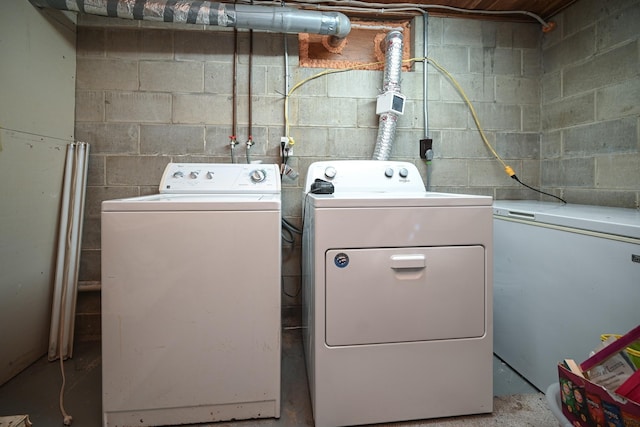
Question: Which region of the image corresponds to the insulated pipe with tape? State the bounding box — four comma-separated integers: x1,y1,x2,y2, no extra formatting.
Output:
29,0,351,37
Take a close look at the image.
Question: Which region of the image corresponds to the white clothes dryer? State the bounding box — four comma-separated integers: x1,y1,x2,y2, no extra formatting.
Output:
101,163,281,427
302,160,493,427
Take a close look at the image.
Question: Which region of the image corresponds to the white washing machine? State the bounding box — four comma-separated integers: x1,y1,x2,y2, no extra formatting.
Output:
302,160,493,427
101,163,281,427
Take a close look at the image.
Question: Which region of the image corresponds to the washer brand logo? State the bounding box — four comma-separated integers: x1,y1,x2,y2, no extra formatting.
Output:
334,253,349,268
632,254,640,264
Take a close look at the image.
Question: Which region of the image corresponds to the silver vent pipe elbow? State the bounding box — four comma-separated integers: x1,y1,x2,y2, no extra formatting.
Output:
29,0,351,37
373,30,404,161
232,4,350,38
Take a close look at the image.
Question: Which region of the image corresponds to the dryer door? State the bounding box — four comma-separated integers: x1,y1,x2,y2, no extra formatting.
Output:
325,246,486,346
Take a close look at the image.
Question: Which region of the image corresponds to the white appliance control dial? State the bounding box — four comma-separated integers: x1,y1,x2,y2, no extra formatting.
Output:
303,160,426,193
324,166,337,179
160,163,281,194
250,169,267,183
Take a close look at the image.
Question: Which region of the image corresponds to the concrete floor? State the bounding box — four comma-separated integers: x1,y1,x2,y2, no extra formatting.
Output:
0,329,559,427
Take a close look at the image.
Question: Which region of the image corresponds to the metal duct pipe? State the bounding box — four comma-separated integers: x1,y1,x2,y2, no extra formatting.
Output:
29,0,351,37
380,31,404,94
372,30,404,161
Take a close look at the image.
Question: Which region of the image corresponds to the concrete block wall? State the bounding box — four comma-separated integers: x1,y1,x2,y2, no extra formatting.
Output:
75,12,543,322
75,8,600,326
75,13,543,319
541,0,640,208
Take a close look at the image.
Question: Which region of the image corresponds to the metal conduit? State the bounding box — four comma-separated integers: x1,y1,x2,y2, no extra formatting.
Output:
29,0,351,37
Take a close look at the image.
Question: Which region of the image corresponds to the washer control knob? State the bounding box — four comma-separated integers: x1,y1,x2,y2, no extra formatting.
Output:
399,168,409,178
324,166,337,179
250,168,267,183
172,171,184,178
384,168,394,178
189,171,199,179
206,171,214,179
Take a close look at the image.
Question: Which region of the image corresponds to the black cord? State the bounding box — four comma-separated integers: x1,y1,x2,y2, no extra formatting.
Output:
280,140,290,178
282,217,302,235
281,191,321,299
281,216,302,247
284,192,312,300
281,276,301,298
281,215,301,299
511,175,567,204
281,225,294,245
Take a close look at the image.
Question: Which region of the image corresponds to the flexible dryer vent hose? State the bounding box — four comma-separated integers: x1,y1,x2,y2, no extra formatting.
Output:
29,0,351,37
372,30,404,161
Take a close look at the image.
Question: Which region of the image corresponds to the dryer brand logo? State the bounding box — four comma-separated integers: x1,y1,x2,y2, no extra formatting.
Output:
334,253,350,268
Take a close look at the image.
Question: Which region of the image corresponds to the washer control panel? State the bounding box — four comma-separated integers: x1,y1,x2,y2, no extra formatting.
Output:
160,163,281,194
305,160,425,194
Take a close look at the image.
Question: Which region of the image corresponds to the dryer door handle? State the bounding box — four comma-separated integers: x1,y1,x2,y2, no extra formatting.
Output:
390,254,426,269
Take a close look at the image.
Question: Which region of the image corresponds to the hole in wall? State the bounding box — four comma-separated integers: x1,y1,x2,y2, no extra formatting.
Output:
298,19,412,70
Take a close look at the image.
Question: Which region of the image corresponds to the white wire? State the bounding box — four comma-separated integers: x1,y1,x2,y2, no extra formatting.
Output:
351,23,404,31
58,145,75,427
234,0,550,27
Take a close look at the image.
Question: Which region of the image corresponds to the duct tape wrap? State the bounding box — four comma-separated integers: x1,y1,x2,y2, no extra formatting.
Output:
29,0,224,24
29,0,350,36
217,2,232,26
373,31,404,161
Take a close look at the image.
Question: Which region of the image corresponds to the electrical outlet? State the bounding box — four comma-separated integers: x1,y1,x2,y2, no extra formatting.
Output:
419,138,433,159
281,136,294,157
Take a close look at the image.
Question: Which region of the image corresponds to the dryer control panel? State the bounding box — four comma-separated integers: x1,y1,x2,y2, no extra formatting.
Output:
304,160,425,194
160,163,281,194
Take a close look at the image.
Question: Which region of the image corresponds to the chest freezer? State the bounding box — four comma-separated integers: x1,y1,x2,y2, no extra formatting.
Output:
493,200,640,391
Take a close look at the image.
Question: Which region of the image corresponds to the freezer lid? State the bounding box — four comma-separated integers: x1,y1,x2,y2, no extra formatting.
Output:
102,193,281,212
493,200,640,239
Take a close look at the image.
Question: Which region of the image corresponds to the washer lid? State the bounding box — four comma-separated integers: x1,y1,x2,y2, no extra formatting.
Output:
102,193,281,212
307,191,492,208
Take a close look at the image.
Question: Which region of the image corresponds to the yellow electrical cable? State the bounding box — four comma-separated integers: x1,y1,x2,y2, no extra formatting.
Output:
419,56,565,201
284,60,385,139
284,54,565,201
284,55,515,178
417,56,514,177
